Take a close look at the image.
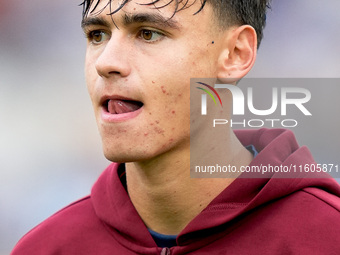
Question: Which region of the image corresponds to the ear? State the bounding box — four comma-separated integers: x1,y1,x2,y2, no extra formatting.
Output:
217,25,257,83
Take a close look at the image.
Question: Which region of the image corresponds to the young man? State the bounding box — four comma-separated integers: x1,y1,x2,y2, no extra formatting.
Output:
12,0,340,254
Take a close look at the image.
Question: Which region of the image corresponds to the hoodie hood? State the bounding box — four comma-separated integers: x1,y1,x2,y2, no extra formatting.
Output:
91,128,340,253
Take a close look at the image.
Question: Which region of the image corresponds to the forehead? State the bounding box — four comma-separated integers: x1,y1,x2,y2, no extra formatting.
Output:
86,0,206,21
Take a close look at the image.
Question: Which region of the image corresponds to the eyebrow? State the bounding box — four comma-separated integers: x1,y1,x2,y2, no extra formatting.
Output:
123,13,180,29
81,12,180,31
81,16,110,30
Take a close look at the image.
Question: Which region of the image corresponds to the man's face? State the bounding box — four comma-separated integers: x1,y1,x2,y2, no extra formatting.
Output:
84,0,225,162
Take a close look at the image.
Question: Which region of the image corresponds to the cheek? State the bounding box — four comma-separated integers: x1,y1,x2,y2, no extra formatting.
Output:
85,55,93,82
157,88,190,136
84,57,98,101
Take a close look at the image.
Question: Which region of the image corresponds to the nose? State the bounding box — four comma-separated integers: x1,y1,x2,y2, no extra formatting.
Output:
95,33,131,78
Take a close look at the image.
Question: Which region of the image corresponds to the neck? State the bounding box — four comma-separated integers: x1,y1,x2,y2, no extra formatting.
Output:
125,129,253,235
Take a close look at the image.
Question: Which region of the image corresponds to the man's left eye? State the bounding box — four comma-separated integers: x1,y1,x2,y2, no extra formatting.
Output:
139,29,164,42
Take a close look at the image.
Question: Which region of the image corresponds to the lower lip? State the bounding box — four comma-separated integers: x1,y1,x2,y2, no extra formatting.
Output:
101,106,143,122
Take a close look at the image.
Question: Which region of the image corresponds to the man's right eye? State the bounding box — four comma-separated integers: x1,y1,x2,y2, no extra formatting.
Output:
86,30,109,44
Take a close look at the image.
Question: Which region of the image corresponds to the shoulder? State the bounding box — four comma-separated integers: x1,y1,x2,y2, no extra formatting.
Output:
11,196,106,254
302,186,340,210
296,187,340,225
280,186,340,220
265,187,340,252
262,184,340,228
239,186,340,254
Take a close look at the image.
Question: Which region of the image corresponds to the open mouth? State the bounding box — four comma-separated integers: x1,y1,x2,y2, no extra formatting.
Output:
106,99,144,114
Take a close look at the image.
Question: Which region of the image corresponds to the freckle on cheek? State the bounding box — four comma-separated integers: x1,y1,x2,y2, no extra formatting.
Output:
161,86,167,94
155,120,160,124
154,127,164,134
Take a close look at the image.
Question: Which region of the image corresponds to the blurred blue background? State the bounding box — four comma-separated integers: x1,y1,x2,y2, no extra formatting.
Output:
1,0,340,254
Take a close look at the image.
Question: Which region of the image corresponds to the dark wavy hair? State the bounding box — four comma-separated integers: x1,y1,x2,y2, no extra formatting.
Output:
80,0,271,48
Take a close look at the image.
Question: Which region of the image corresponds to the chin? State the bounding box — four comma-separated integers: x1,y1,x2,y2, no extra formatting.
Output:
102,147,153,163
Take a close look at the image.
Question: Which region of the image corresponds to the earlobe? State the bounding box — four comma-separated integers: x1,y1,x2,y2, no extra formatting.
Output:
217,25,257,83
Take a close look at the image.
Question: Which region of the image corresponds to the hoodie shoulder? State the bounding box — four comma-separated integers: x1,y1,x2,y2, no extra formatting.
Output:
11,196,96,254
303,186,340,212
11,164,155,255
250,186,340,254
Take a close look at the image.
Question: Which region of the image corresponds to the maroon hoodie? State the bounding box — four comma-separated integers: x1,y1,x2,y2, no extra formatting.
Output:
11,129,340,254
